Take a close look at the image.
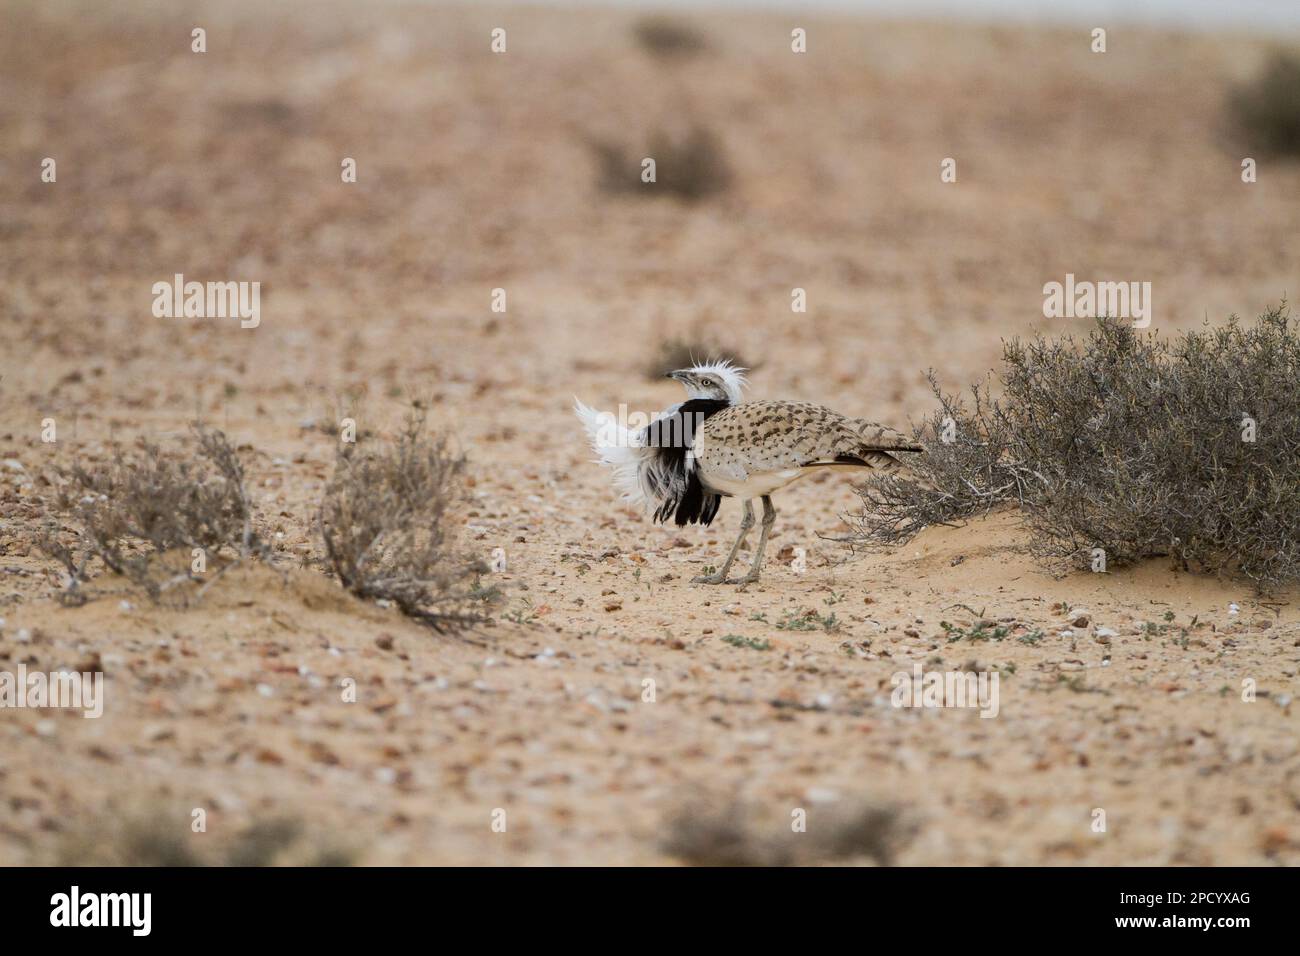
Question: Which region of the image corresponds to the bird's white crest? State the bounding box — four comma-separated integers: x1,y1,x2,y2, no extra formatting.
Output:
684,358,748,405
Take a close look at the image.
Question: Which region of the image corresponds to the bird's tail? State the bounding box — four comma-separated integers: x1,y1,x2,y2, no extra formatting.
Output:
573,397,655,509
849,418,937,489
852,419,925,454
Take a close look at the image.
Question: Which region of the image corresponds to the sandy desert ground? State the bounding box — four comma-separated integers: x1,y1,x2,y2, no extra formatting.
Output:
1,0,1298,864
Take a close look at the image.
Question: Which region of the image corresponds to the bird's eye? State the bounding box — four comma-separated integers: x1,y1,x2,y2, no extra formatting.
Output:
702,378,715,387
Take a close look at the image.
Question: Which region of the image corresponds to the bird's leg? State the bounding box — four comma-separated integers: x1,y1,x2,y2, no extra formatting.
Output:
734,498,754,551
738,496,777,587
693,499,753,584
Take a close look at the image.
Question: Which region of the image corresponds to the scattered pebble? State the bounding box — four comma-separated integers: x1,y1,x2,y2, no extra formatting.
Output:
805,787,839,804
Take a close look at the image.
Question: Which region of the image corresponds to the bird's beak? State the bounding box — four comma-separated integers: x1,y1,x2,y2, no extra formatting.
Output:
666,370,687,382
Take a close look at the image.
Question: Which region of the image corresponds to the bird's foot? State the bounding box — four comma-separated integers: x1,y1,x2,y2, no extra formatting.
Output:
692,572,730,585
736,571,762,590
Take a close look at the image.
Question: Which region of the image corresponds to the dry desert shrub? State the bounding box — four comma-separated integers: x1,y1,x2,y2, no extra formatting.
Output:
661,797,916,866
56,809,353,867
318,407,483,632
643,334,752,381
1229,51,1300,157
632,17,708,59
593,125,732,202
850,369,1031,546
39,425,266,604
851,306,1300,589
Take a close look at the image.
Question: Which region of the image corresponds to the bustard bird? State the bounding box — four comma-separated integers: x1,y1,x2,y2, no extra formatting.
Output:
575,361,921,585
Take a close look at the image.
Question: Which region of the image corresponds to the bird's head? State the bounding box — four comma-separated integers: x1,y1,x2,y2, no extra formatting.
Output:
666,359,748,405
